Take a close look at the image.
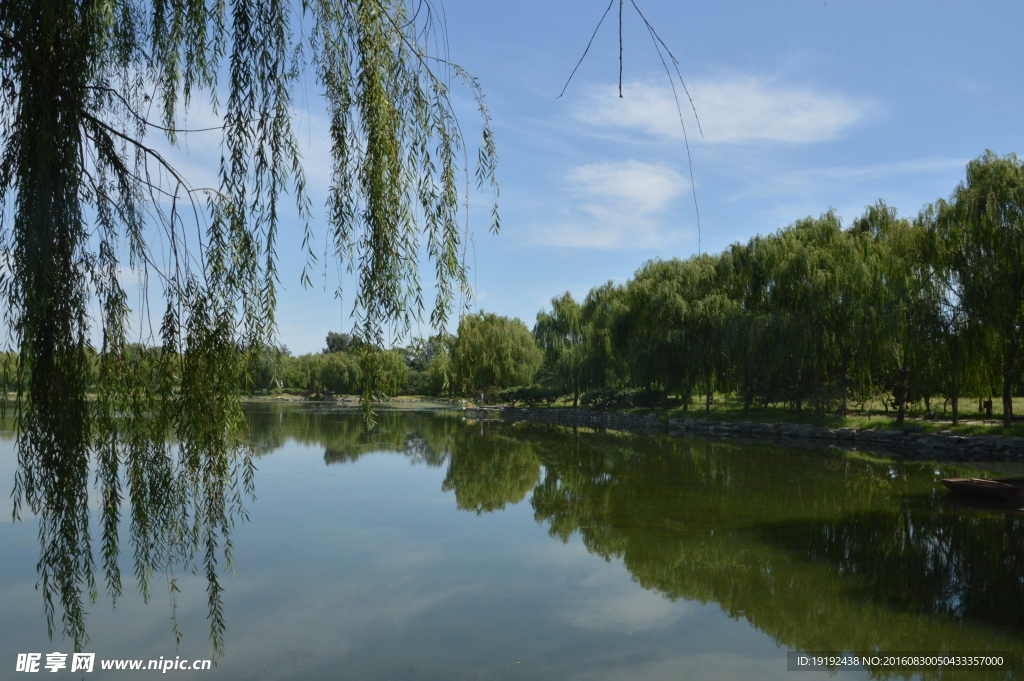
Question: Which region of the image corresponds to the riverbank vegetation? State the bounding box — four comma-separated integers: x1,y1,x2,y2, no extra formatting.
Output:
513,157,1016,429
276,151,1022,432
511,152,1024,430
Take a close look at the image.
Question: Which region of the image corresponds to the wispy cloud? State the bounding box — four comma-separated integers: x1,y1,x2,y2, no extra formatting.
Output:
568,160,685,214
576,78,873,144
561,581,693,633
531,160,689,249
732,156,967,201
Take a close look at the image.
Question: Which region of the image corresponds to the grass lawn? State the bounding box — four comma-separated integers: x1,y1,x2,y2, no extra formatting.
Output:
533,393,1024,437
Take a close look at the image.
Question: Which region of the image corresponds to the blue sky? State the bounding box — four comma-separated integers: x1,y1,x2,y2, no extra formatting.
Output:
166,1,1024,354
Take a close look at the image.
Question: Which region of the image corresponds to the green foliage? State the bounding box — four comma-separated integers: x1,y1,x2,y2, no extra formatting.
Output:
0,0,497,652
282,351,362,394
256,344,411,398
534,293,586,405
399,335,446,372
451,312,542,395
523,159,1024,423
393,335,448,395
324,332,363,355
241,345,285,393
579,283,629,389
579,386,662,410
936,151,1024,426
498,384,565,406
357,347,408,402
857,202,943,423
401,369,431,396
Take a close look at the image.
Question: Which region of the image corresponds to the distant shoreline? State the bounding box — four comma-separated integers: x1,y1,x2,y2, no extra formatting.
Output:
242,395,461,409
465,406,1024,464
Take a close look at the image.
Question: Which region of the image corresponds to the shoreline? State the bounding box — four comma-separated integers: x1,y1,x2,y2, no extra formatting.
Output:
468,406,1024,463
240,397,1024,463
242,395,463,408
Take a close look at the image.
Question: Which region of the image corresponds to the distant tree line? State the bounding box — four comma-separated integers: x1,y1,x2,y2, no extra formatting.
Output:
242,334,426,398
242,314,543,400
418,152,1024,426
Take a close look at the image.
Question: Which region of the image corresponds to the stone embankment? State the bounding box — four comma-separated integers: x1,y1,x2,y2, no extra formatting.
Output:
464,406,1024,462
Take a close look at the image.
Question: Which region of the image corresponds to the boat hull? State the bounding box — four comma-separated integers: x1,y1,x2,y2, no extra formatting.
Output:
941,477,1024,502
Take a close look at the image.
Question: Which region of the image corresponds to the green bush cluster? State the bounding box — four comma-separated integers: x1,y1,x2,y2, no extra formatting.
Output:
242,345,405,397
579,387,662,410
498,385,564,406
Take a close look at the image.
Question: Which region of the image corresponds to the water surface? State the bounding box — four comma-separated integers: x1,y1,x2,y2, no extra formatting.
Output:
2,404,1022,679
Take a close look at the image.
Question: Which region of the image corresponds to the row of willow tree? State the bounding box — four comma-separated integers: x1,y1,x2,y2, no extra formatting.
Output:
469,152,1024,427
235,152,1024,427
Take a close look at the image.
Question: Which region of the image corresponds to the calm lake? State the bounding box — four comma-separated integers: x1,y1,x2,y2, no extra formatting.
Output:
3,403,1023,679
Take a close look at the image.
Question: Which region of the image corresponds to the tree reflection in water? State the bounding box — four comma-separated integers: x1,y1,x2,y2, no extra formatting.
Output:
34,402,1019,674
248,405,540,513
253,404,1024,679
10,395,253,654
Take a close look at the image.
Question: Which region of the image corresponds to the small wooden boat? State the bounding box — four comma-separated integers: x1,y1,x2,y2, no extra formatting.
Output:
941,477,1024,502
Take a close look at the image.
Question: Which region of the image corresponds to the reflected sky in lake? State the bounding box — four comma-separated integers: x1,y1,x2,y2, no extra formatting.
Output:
2,404,1023,679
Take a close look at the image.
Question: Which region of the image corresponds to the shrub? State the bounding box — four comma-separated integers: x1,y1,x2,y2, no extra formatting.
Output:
498,385,564,406
580,387,661,410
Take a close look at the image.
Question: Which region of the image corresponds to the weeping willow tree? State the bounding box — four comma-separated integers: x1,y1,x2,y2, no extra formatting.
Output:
451,311,542,396
534,292,586,406
615,260,694,404
0,0,497,653
937,152,1024,428
853,201,938,425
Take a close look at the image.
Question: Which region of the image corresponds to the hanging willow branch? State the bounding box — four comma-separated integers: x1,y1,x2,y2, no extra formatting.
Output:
558,0,702,251
0,0,497,653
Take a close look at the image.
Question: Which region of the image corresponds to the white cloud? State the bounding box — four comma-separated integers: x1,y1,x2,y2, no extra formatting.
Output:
567,160,685,214
530,160,688,250
562,582,693,633
576,78,872,144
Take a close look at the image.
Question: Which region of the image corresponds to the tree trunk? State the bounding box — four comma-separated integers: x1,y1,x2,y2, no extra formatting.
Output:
742,370,753,416
1003,371,1014,428
896,363,909,425
705,365,712,412
840,359,849,418
795,367,802,413
1004,341,1018,428
951,373,959,425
